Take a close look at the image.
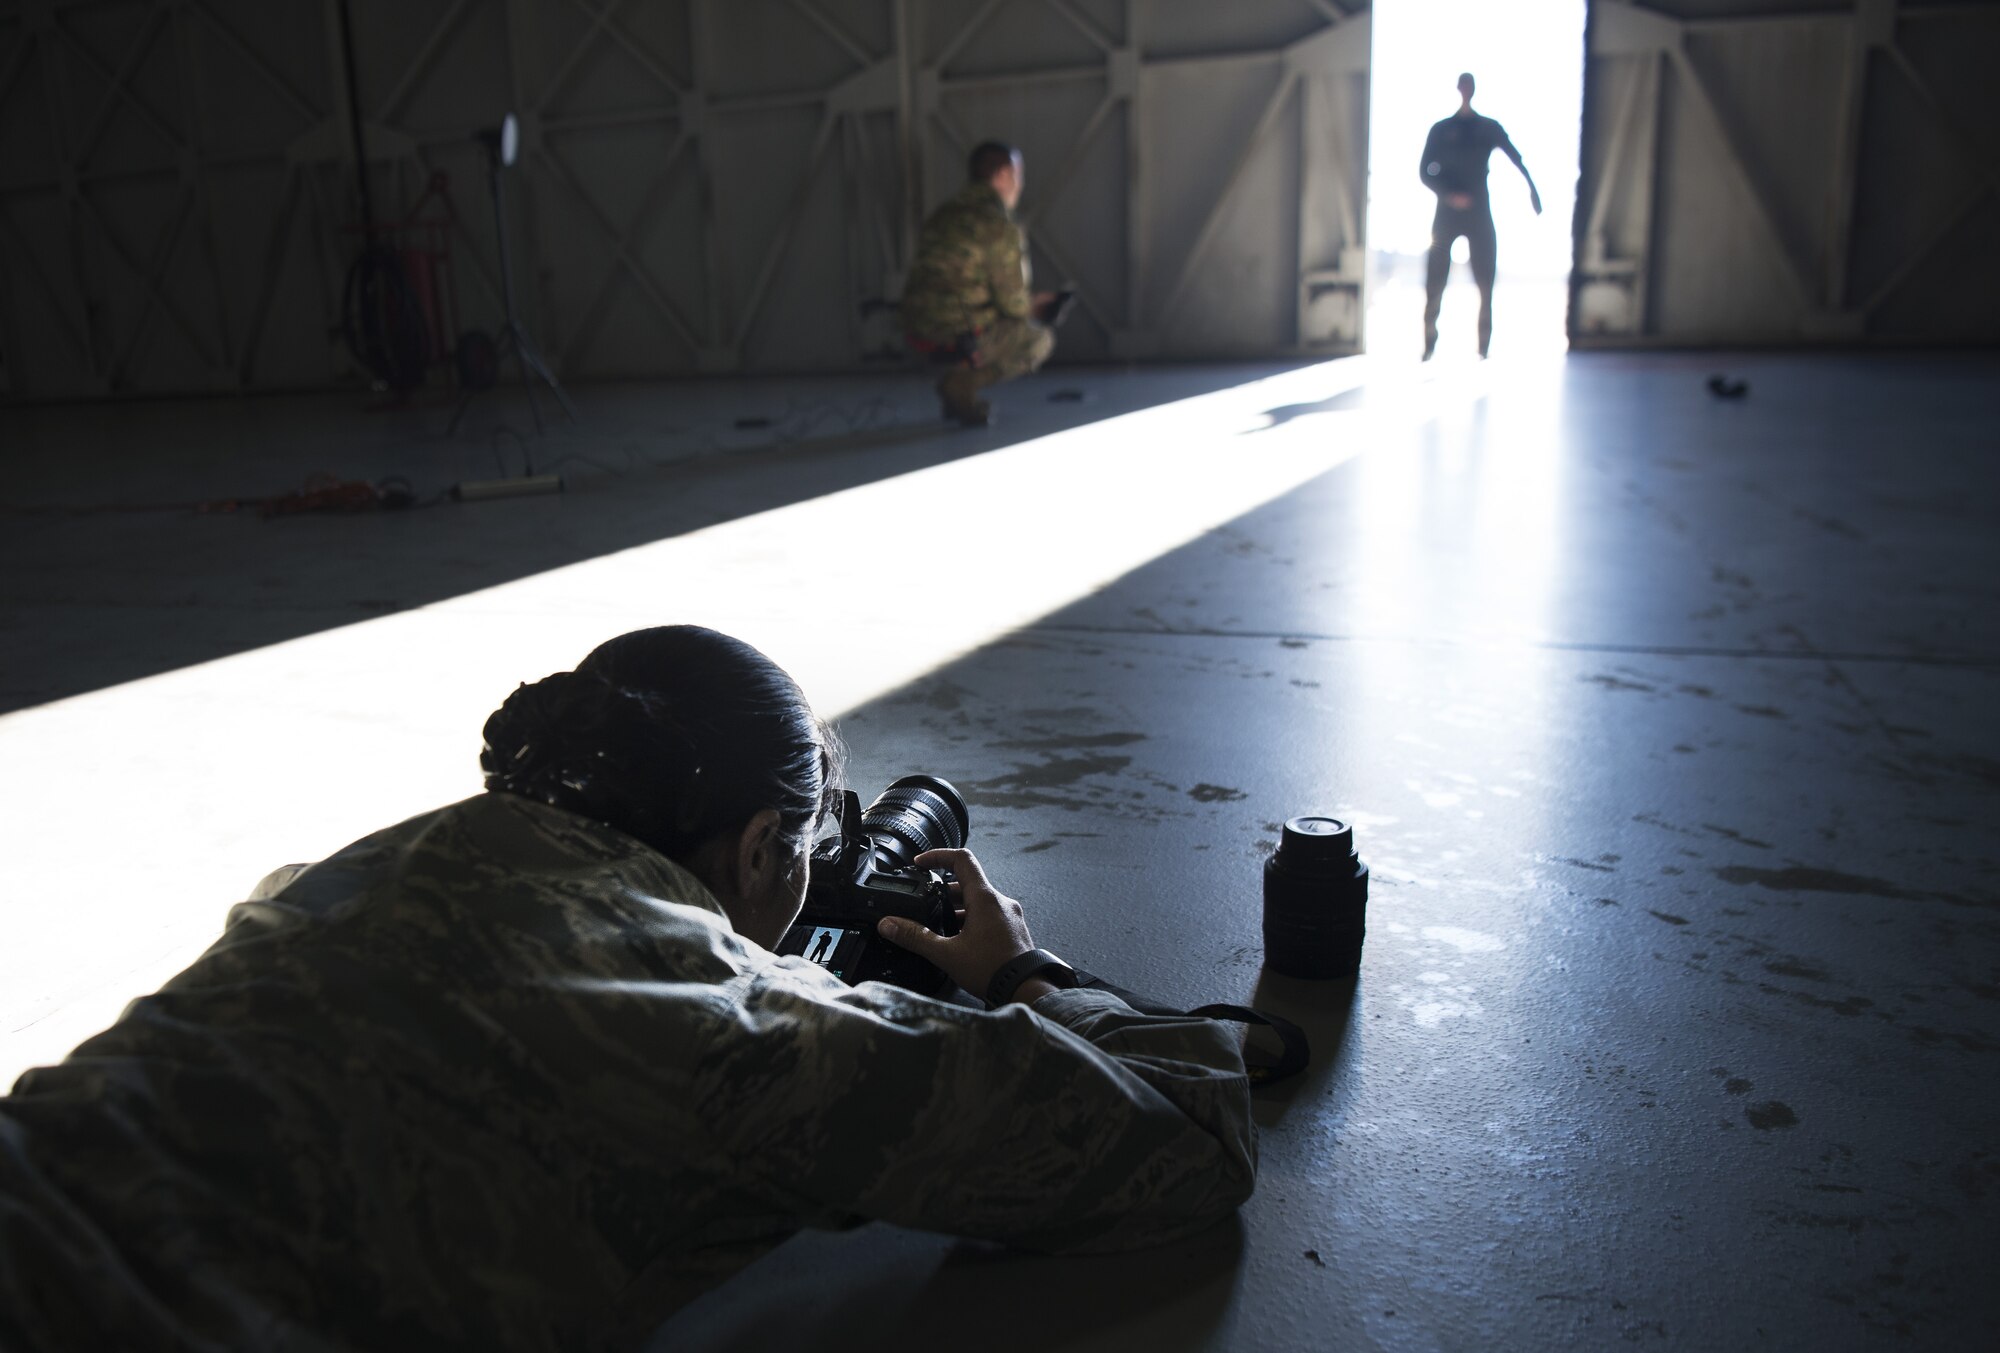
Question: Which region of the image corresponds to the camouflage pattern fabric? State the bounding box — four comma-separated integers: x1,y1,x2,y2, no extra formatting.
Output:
901,182,1034,342
970,316,1055,388
0,792,1255,1352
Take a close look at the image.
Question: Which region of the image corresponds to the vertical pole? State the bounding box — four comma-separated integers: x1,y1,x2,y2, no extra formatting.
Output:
893,0,921,268
1352,14,1369,355
490,152,542,433
492,159,521,336
1124,0,1144,337
502,0,553,362
1296,71,1311,350
1633,50,1662,337
334,0,374,234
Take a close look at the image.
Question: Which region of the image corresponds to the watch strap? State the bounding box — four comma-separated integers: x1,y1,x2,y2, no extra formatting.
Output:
985,948,1079,1008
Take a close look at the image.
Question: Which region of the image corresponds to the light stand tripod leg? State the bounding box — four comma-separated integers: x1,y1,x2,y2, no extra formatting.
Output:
449,140,575,441
509,327,545,435
514,327,577,423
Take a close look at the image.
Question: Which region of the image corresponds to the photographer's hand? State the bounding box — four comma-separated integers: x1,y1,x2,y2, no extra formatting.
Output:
878,848,1047,1002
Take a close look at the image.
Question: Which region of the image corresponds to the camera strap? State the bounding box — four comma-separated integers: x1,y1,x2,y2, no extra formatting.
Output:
1067,969,1310,1085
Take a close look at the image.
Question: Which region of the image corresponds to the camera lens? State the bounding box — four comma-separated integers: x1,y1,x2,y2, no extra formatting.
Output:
858,775,971,867
1263,815,1369,979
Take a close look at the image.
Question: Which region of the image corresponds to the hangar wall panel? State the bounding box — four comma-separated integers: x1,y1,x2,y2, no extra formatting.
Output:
1575,0,2000,346
0,0,1370,399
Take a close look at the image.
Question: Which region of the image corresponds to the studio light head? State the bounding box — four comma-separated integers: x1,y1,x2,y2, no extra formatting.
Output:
476,113,520,167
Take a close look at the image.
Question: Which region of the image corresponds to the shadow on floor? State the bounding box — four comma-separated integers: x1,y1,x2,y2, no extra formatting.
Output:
653,1219,1246,1353
1245,385,1368,432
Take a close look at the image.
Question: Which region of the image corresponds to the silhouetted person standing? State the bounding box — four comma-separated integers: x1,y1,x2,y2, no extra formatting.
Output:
1419,73,1541,360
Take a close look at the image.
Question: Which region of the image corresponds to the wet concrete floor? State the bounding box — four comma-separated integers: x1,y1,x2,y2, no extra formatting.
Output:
2,349,1997,1348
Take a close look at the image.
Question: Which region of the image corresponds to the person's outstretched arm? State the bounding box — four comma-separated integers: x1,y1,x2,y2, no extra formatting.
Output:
1496,124,1543,214
690,850,1255,1254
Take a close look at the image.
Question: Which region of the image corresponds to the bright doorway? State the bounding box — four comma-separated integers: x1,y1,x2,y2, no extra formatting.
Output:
1365,1,1589,362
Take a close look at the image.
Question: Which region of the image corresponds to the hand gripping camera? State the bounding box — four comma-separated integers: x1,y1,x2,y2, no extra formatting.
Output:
777,775,970,994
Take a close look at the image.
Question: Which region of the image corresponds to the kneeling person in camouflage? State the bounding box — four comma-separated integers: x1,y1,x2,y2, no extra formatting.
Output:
903,141,1057,426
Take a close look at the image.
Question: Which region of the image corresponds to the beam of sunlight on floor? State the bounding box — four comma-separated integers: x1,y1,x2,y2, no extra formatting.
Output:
0,354,1510,1080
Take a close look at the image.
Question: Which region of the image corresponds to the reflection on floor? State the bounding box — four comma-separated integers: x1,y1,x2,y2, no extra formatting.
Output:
1366,271,1573,364
4,348,1998,1348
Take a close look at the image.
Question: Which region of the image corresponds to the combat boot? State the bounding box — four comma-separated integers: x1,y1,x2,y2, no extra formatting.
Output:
936,366,992,427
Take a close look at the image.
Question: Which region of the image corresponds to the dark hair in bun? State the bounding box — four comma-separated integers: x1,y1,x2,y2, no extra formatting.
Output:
480,626,842,862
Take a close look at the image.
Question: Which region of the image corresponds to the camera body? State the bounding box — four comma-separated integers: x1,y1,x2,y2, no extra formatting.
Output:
777,775,969,995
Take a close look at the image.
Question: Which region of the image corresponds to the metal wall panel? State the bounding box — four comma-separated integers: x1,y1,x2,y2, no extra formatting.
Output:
1575,0,2000,345
0,0,1371,399
0,0,347,398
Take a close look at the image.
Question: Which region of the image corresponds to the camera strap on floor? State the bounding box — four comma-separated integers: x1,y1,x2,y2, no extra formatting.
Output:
1068,969,1310,1085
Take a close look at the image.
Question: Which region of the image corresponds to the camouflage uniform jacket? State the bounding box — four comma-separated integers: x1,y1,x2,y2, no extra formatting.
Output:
901,182,1033,341
0,792,1256,1352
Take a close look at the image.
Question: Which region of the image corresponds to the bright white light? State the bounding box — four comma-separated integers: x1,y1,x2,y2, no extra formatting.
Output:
0,356,1503,1082
1367,0,1588,277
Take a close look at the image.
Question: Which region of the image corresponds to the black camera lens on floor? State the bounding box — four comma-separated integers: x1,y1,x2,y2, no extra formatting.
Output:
1263,816,1369,979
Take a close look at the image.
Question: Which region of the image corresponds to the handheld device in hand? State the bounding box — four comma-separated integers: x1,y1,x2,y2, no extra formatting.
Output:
1037,289,1076,328
779,776,969,994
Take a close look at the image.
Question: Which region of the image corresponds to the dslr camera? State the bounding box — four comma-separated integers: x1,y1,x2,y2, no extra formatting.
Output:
777,775,970,994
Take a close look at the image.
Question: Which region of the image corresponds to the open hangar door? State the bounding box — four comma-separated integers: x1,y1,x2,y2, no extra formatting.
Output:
1573,0,2000,347
0,0,1370,400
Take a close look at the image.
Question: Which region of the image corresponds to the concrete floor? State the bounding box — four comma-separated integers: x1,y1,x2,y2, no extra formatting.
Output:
2,343,1997,1348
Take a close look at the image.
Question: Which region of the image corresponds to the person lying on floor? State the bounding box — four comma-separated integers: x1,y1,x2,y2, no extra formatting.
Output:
0,623,1256,1352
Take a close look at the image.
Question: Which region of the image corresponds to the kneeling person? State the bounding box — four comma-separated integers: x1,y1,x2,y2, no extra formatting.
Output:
903,140,1057,426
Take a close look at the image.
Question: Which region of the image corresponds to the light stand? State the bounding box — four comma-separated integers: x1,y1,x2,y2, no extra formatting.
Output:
450,114,576,437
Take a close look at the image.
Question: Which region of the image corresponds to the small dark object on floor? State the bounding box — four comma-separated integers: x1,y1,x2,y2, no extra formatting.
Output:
734,416,773,429
1707,374,1750,400
1304,1250,1327,1268
1048,388,1089,403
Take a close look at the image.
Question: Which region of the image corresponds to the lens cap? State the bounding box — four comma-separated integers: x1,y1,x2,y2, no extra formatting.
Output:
1279,815,1354,862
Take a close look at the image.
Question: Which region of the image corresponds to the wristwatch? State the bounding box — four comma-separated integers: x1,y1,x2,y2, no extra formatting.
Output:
985,948,1082,1008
